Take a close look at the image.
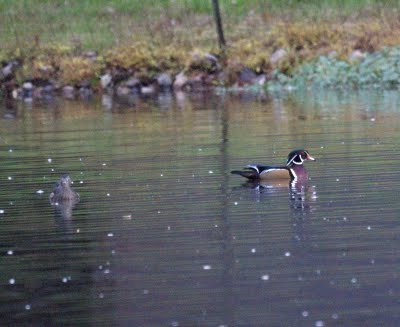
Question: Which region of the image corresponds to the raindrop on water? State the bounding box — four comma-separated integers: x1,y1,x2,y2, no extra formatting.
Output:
332,313,339,319
7,250,13,255
25,304,31,310
351,277,357,284
302,311,309,317
36,190,44,194
285,251,291,257
9,278,15,285
261,274,270,281
203,265,212,270
47,158,52,163
315,320,325,327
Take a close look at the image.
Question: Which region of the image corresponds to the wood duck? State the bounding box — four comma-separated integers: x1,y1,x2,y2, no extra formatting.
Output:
231,150,315,181
49,174,80,204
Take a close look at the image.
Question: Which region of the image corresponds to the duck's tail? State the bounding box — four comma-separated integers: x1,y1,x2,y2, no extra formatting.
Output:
231,170,259,180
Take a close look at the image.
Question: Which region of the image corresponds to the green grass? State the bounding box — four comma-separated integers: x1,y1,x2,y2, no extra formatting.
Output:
1,0,399,53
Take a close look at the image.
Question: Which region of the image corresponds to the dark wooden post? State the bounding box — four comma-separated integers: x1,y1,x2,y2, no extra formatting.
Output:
212,0,226,50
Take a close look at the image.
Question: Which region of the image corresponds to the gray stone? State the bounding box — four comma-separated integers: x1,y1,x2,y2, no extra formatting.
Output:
156,73,172,88
1,63,13,79
349,50,365,62
173,72,188,90
79,87,93,98
116,85,130,96
239,68,257,84
256,74,267,86
270,48,288,65
141,85,155,94
125,77,140,88
62,85,75,99
22,82,33,90
100,73,112,89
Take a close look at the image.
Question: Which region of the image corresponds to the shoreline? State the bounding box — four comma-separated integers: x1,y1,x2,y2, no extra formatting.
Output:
2,46,400,101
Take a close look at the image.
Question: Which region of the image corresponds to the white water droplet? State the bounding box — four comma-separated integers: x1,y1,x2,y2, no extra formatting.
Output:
7,250,13,255
336,178,340,182
106,193,110,197
62,277,68,283
351,277,357,284
25,304,31,310
9,278,15,285
76,229,80,233
0,210,5,214
208,170,214,174
7,176,12,180
107,233,114,237
143,289,149,294
47,158,52,163
102,163,107,166
203,265,212,270
9,149,13,152
261,274,270,281
160,173,164,177
285,251,291,257
302,311,309,317
315,321,325,327
234,202,238,205
99,293,104,298
332,313,339,319
36,189,44,194
367,226,371,230
251,248,256,253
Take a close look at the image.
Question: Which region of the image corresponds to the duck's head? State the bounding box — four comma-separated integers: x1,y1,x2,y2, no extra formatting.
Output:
286,150,315,167
60,174,73,188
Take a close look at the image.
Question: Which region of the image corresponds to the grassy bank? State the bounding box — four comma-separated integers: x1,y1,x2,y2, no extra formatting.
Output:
1,0,400,92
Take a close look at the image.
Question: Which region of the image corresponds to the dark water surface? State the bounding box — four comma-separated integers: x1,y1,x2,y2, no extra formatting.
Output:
1,90,400,326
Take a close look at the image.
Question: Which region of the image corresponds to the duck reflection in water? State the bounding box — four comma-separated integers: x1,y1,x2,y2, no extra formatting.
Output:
240,179,317,209
50,174,80,229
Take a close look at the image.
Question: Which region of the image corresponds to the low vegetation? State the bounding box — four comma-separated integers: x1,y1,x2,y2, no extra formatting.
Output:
1,0,400,95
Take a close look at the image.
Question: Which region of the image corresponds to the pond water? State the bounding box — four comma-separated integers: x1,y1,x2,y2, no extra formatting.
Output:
1,90,400,326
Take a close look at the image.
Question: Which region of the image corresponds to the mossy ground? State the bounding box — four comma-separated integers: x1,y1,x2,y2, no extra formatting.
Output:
1,1,400,87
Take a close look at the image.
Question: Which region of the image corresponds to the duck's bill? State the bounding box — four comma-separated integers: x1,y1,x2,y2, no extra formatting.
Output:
307,154,316,161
